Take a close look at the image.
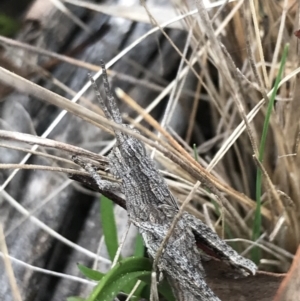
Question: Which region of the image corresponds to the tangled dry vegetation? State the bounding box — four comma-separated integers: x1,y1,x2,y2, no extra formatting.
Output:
0,0,300,300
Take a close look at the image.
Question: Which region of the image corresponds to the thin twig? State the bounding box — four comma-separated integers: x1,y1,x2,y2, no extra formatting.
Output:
111,222,131,268
249,0,269,88
0,143,77,166
0,190,111,263
242,2,270,104
0,225,23,301
0,249,94,285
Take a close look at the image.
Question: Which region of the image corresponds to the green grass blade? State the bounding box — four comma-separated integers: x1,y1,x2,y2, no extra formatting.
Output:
138,274,175,301
85,257,175,301
77,263,104,281
100,195,119,261
193,143,199,161
134,233,145,257
252,43,289,263
86,257,151,301
67,297,85,301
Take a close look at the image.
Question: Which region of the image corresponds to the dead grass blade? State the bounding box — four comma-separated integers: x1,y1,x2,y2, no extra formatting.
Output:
0,225,23,301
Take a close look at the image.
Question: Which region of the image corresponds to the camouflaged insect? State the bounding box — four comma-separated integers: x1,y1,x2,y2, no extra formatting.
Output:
74,61,257,301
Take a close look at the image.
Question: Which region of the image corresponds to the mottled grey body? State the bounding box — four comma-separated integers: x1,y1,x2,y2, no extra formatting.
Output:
75,62,257,301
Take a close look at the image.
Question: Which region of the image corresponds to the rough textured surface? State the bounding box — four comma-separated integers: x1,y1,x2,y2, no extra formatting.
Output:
76,63,257,300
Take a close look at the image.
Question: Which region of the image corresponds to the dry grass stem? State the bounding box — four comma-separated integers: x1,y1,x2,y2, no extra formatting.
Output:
0,225,23,301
